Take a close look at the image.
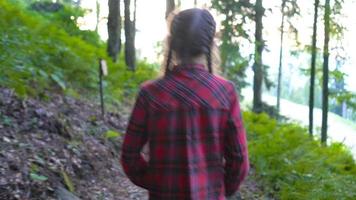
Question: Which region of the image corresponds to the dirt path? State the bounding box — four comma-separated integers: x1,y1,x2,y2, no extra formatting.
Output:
0,88,269,200
118,167,268,200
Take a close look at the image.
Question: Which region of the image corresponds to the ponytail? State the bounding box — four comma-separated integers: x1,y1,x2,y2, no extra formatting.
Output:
207,46,213,74
165,47,173,75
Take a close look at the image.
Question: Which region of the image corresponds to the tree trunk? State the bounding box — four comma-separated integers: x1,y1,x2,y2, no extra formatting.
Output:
95,0,100,33
166,0,175,19
276,0,286,114
321,0,330,144
309,0,319,136
107,0,121,62
333,70,345,116
253,0,264,113
194,0,197,7
124,0,136,70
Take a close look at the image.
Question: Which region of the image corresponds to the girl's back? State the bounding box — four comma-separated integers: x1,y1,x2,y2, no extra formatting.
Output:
121,8,249,200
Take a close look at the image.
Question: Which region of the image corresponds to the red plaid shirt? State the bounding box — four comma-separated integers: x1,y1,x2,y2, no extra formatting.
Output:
121,64,249,199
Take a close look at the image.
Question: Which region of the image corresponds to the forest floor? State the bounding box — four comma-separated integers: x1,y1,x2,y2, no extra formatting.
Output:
0,88,271,200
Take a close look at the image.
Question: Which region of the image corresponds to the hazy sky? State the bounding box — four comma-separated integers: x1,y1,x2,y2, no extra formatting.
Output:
78,0,355,91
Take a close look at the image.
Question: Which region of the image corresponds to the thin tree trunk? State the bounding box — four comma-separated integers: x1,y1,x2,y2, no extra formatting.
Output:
95,0,100,33
276,0,286,114
133,0,137,68
166,0,175,19
333,64,344,116
107,0,121,62
124,0,136,70
253,0,264,113
309,0,319,136
321,0,330,144
194,0,197,7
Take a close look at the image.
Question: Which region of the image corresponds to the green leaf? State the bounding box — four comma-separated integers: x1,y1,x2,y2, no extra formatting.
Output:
38,69,49,79
61,170,75,192
30,172,48,182
50,73,66,90
104,130,121,139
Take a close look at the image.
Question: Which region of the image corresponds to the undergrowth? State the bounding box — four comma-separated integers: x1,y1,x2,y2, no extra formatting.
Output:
0,0,158,102
244,112,356,200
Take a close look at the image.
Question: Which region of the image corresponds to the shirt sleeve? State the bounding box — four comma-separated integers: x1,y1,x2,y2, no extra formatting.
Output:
224,84,250,197
121,88,149,189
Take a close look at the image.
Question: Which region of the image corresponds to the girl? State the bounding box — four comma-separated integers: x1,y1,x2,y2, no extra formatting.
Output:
121,8,249,200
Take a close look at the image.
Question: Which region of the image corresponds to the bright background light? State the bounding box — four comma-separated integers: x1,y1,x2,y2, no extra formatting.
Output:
79,0,356,91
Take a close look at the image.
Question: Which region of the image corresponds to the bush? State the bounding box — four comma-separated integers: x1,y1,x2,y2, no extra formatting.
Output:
29,1,102,47
244,112,356,200
0,0,158,102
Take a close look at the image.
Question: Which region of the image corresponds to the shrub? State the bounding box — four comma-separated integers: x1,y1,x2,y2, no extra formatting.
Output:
244,111,356,200
0,0,158,102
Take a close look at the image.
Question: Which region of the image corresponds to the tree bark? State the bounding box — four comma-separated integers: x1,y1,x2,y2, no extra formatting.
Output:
253,0,264,113
107,0,121,62
276,0,286,114
309,0,319,136
166,0,175,19
124,0,136,70
321,0,330,144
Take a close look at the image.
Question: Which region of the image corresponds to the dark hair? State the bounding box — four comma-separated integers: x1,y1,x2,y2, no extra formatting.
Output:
165,8,216,75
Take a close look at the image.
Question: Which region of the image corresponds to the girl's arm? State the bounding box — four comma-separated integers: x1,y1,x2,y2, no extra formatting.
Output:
224,84,250,197
121,89,149,189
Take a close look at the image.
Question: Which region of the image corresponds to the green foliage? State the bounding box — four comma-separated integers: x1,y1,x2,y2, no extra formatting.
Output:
30,172,48,182
211,0,254,95
330,90,356,110
61,170,75,192
212,0,278,96
104,130,121,139
106,55,159,102
329,0,345,40
31,1,102,47
0,0,158,102
0,0,98,96
244,112,356,199
328,69,356,111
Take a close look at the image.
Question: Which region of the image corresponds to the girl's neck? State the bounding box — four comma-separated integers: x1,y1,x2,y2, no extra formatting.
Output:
177,54,207,67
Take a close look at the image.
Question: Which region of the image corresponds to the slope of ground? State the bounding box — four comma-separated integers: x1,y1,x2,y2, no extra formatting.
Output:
0,88,267,200
0,87,144,200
